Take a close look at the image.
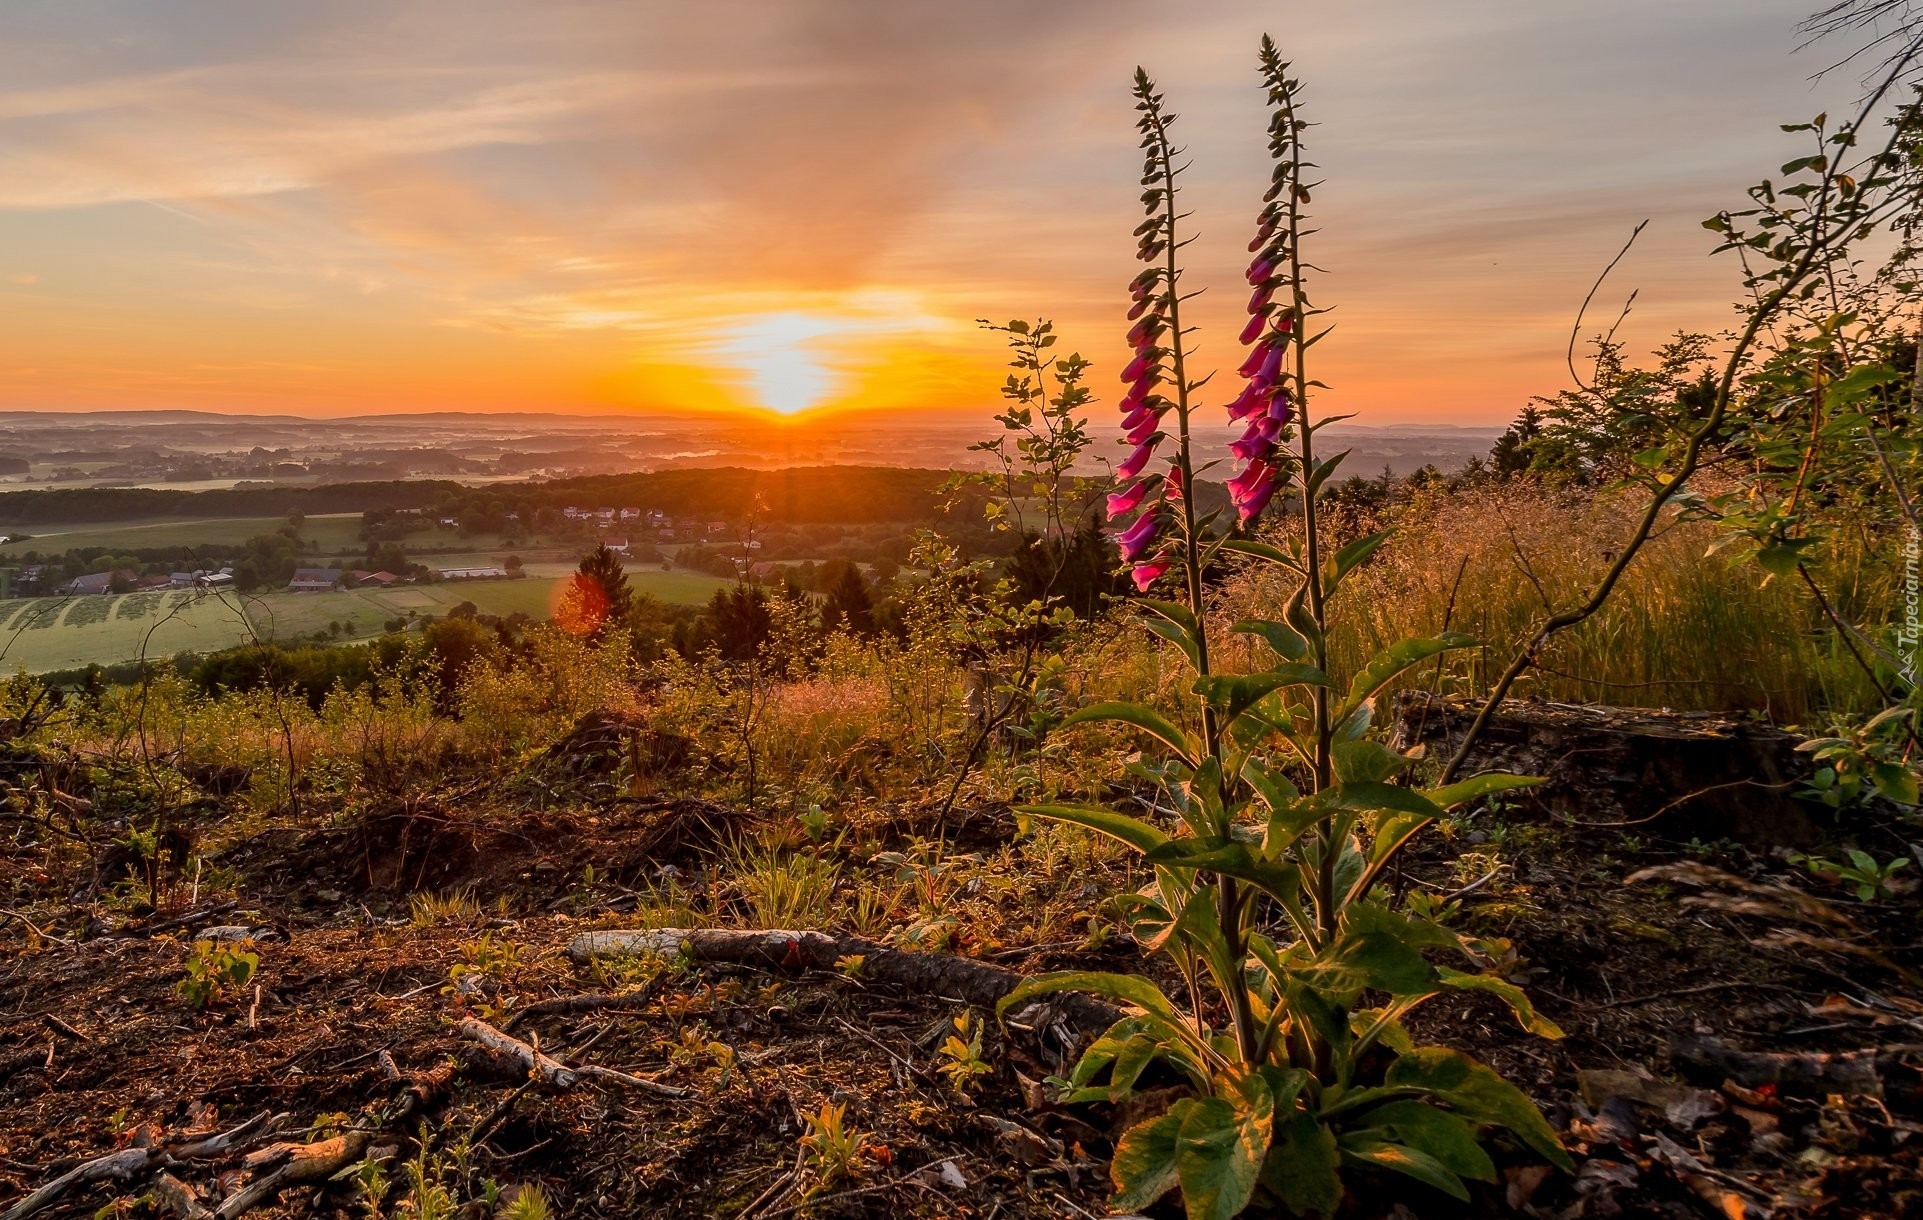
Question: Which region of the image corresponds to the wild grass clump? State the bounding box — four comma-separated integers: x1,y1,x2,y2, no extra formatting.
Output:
1225,480,1893,722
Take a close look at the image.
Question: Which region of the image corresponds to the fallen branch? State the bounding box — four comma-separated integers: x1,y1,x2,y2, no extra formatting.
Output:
457,1016,690,1098
213,1131,372,1220
0,1112,282,1220
150,1172,215,1220
568,928,1124,1036
0,1147,153,1220
1668,1034,1913,1096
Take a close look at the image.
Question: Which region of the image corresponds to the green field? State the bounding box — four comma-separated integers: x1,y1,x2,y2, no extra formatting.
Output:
0,568,731,673
0,591,256,672
0,514,366,557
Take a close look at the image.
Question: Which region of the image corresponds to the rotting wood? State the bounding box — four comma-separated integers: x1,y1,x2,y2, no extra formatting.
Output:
213,1131,373,1220
457,1015,690,1098
1668,1034,1907,1096
150,1171,215,1220
567,928,1124,1036
0,1111,283,1220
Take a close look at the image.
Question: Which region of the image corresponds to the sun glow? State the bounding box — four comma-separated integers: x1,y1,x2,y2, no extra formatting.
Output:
690,295,967,417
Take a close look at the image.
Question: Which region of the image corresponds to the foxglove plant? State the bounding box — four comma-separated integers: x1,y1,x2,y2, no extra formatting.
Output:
1002,39,1571,1218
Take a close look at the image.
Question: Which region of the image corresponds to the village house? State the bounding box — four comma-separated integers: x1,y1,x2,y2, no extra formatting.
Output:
287,568,342,592
438,565,509,581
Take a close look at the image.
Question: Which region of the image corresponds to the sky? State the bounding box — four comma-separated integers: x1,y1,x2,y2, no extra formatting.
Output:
0,0,1887,426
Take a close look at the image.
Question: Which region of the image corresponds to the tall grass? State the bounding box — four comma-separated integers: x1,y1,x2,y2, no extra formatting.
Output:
1222,481,1894,723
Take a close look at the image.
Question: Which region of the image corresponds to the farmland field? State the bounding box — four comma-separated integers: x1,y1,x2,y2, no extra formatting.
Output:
0,590,254,672
0,514,366,557
0,568,730,673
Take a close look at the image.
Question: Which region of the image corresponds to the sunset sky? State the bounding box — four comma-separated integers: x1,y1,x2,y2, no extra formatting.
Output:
0,1,1876,425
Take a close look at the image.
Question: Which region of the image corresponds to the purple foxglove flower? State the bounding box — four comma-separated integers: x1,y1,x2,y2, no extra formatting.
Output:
1120,350,1160,383
1231,417,1281,462
1227,457,1271,505
1127,316,1164,349
1127,297,1151,322
1117,511,1159,561
1238,342,1273,379
1247,214,1278,252
1247,257,1276,285
1128,369,1159,401
1107,478,1151,520
1238,311,1271,346
1248,283,1275,315
1267,390,1293,426
1226,379,1270,421
1131,558,1172,592
1235,471,1278,523
1116,436,1158,481
1119,382,1154,415
1125,412,1161,446
1165,465,1184,499
1258,343,1285,382
1122,399,1157,429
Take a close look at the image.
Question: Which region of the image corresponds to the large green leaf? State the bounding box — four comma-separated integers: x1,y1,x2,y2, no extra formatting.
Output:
999,970,1186,1026
1300,929,1438,997
1017,803,1169,856
1231,617,1310,661
1146,617,1202,673
1354,1100,1496,1183
1259,1110,1341,1217
1337,1135,1469,1201
1327,781,1445,819
1421,772,1544,810
1145,838,1305,905
1387,1048,1573,1171
1332,740,1412,785
1061,701,1196,764
1327,529,1393,587
1340,634,1477,719
1217,538,1304,572
1111,1102,1190,1211
1176,1083,1274,1220
1194,668,1330,725
1436,967,1564,1039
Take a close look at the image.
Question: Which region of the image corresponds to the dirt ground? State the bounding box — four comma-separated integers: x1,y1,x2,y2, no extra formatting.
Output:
4,778,1922,1219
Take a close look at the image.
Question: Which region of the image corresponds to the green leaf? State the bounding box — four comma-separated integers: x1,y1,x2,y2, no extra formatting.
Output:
1436,967,1564,1038
1242,757,1300,814
1337,1135,1469,1201
1342,634,1476,716
999,971,1186,1027
1061,702,1196,764
1174,1076,1275,1220
1871,762,1919,806
1145,838,1305,905
1387,1048,1573,1171
1146,618,1202,672
1302,929,1438,997
1333,740,1412,785
1016,803,1169,856
1755,541,1810,577
1328,781,1445,819
1194,668,1330,724
1420,773,1543,810
1259,1110,1341,1217
1329,529,1392,583
1111,1103,1189,1211
1232,617,1309,661
1217,537,1304,572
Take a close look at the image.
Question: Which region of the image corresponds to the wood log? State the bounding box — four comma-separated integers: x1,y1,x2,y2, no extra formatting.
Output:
1392,692,1823,847
567,928,1124,1036
0,1147,154,1220
1669,1034,1890,1096
214,1131,371,1220
456,1016,689,1098
0,1112,280,1220
150,1172,215,1220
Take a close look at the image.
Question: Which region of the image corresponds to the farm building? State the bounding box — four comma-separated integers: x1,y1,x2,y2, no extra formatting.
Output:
439,566,510,581
287,568,342,592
